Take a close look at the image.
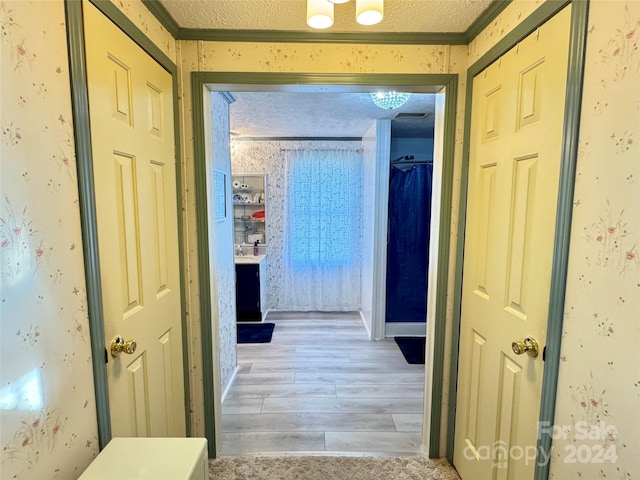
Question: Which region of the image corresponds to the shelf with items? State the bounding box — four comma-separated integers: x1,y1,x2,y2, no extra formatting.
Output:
233,216,264,222
232,174,267,246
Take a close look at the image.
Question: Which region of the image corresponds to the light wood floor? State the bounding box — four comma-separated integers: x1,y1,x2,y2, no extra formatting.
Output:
221,311,426,456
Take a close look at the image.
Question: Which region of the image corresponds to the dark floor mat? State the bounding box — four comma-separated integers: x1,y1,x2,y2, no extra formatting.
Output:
237,322,275,343
394,336,426,364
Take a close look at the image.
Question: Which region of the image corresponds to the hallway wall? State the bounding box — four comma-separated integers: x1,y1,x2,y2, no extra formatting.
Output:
360,121,384,337
209,93,238,394
0,2,101,478
550,2,639,477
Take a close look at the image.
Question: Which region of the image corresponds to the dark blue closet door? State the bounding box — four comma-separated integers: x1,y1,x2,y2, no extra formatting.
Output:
385,163,433,323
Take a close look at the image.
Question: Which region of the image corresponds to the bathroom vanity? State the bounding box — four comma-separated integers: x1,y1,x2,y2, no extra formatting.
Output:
235,254,267,322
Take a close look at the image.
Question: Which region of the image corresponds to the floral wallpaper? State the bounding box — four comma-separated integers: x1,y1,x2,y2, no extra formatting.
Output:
210,93,237,393
230,140,285,310
549,1,640,478
0,0,99,478
176,37,207,440
199,43,454,74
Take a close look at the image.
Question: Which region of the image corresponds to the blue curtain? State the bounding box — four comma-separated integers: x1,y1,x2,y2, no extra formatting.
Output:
385,163,433,323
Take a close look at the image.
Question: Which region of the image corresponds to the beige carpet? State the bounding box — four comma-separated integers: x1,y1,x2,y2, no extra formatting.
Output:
209,455,461,480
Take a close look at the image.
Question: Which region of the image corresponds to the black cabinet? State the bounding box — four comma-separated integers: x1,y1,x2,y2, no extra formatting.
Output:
235,263,262,321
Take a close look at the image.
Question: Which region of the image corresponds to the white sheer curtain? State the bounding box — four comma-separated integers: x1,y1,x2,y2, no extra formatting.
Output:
281,148,363,311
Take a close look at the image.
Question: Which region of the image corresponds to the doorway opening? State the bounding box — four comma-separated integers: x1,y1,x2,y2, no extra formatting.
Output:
190,74,458,458
220,91,435,455
385,115,436,338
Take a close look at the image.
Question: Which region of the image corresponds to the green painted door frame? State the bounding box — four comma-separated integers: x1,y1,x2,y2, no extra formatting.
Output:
191,72,458,458
65,0,191,449
446,2,589,480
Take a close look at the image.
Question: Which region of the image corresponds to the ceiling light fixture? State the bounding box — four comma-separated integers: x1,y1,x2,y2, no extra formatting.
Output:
307,0,383,29
307,0,334,29
370,91,411,110
356,0,384,26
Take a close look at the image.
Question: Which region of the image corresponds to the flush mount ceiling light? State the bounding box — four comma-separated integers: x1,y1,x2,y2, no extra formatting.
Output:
370,91,411,110
307,0,383,29
307,0,334,29
355,0,384,26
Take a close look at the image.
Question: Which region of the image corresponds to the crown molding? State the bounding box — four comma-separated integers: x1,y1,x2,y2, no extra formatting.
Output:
463,0,512,42
141,0,179,36
194,71,453,92
233,136,362,141
142,0,511,45
177,28,466,45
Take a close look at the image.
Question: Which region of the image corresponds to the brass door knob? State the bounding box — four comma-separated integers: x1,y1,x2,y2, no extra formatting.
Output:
110,336,137,357
511,336,539,357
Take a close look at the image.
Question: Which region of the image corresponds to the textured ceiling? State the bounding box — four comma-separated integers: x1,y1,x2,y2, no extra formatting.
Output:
171,1,487,138
159,0,493,33
228,91,436,138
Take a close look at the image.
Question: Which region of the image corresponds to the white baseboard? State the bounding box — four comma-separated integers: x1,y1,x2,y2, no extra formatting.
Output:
359,310,372,338
221,366,240,405
385,322,427,337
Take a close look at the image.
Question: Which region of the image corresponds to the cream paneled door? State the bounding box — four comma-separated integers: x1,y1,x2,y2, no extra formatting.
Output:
83,2,186,437
454,6,570,480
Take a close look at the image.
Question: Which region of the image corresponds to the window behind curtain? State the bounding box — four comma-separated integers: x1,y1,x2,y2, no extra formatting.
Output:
287,150,362,267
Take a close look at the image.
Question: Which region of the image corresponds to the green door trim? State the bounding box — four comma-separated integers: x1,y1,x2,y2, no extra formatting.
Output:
190,71,457,458
64,0,111,448
65,0,191,449
446,2,589,479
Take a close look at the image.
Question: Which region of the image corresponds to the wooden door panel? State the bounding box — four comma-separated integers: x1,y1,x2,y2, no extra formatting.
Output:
107,55,133,125
454,6,571,479
146,83,163,137
84,0,185,438
159,329,176,429
517,61,544,130
150,161,170,295
495,354,522,443
494,354,523,480
474,164,497,299
464,330,486,453
504,155,538,319
482,87,502,142
127,353,150,437
113,153,144,314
